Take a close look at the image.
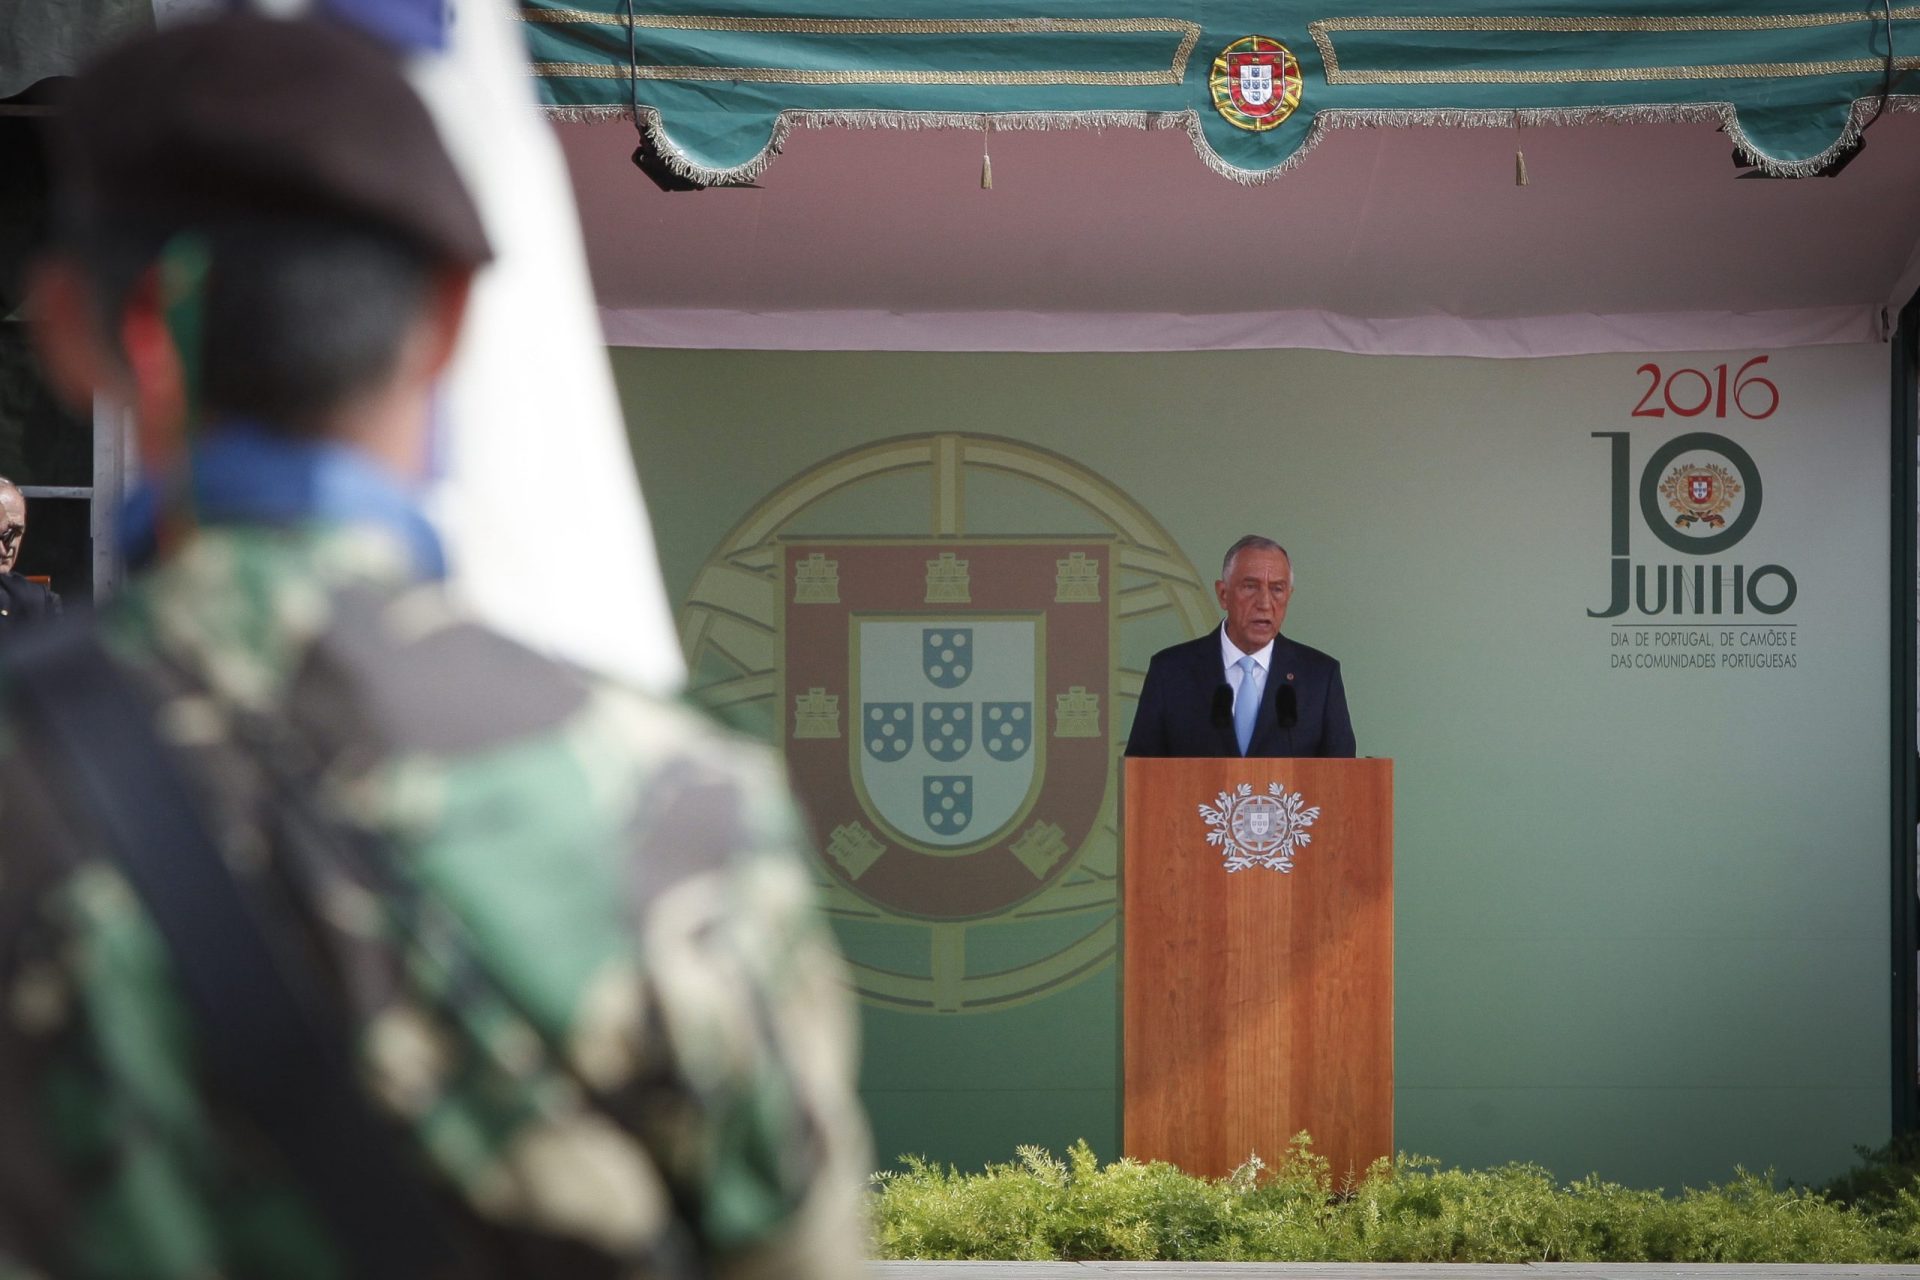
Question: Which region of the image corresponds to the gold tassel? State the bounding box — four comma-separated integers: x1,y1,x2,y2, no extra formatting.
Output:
981,128,993,189
1515,148,1529,187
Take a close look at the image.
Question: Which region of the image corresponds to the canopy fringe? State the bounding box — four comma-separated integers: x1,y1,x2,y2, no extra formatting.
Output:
540,95,1920,186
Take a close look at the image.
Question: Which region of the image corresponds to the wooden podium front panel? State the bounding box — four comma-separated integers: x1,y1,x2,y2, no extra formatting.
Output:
1122,757,1392,1182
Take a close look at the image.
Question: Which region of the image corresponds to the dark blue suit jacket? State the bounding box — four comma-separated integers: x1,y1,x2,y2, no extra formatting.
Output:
1124,627,1355,758
0,574,61,631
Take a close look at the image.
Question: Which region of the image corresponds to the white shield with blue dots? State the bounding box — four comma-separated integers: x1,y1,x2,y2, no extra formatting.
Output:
856,619,1041,848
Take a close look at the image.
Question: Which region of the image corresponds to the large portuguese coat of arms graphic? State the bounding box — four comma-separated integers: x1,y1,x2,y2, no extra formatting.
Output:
784,540,1112,919
680,434,1217,1013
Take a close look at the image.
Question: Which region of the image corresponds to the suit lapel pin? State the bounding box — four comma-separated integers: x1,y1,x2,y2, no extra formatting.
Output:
1286,672,1294,681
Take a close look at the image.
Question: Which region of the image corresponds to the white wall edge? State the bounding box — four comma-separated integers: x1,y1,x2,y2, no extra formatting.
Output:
597,304,1884,358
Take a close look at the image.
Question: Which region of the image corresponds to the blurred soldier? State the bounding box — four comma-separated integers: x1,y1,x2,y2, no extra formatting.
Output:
0,14,867,1280
0,478,61,627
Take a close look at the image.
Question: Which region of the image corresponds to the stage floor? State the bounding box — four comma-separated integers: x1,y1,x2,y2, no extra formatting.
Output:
873,1266,1920,1278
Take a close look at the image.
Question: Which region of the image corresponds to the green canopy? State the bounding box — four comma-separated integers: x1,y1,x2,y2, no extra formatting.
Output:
525,1,1920,182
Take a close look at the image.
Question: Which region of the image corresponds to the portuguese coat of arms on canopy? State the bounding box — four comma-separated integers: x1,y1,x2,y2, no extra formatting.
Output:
783,539,1112,921
1208,35,1303,132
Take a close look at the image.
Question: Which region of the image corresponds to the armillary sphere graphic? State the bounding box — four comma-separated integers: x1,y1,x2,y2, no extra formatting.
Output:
680,433,1213,1013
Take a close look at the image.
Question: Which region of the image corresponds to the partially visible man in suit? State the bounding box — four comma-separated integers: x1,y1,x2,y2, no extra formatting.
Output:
0,478,61,629
1125,534,1354,758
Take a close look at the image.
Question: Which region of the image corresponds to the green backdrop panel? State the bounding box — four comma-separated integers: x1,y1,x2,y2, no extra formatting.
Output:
616,343,1891,1187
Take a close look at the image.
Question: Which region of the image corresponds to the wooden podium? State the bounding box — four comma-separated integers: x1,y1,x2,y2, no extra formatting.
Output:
1122,757,1393,1182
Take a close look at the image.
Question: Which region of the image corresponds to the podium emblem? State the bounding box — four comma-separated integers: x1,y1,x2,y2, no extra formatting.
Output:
1200,781,1322,873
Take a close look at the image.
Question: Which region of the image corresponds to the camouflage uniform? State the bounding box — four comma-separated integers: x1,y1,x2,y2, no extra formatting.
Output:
0,522,870,1279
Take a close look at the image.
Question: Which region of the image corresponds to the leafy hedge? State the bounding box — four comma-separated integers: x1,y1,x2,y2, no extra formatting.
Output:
872,1136,1920,1262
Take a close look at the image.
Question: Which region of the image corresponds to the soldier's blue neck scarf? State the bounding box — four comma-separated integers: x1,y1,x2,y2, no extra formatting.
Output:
122,422,448,581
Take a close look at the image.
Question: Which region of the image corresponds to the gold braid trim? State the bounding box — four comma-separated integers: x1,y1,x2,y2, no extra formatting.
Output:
1311,8,1920,85
1319,57,1920,86
1315,10,1920,34
521,10,1200,86
535,61,1182,85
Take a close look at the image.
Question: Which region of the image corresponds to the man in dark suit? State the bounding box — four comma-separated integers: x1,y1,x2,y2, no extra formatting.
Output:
1125,534,1354,758
0,479,60,629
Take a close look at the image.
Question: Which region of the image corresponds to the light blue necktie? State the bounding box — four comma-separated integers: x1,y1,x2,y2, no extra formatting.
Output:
1234,654,1262,755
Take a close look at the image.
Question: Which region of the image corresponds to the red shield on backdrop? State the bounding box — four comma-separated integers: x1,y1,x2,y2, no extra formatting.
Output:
782,540,1112,921
1688,474,1715,505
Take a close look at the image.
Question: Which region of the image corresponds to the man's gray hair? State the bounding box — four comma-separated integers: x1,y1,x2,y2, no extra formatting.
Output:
1220,534,1291,581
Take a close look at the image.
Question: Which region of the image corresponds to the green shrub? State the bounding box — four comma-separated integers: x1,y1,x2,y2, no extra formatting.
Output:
871,1135,1920,1262
1825,1131,1920,1211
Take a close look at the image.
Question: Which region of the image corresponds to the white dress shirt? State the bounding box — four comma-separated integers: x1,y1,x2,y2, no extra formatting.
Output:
1220,626,1274,722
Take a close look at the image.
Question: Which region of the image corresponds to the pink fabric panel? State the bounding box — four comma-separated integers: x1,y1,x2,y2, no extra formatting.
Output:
599,304,1881,358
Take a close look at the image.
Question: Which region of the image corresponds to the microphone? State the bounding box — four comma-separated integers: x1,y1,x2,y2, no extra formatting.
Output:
1210,683,1235,738
1274,681,1298,730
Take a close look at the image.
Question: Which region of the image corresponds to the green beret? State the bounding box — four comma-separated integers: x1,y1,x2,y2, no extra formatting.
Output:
54,13,492,267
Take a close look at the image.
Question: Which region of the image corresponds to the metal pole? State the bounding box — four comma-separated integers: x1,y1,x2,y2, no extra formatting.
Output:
90,393,125,601
1889,295,1919,1136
